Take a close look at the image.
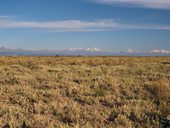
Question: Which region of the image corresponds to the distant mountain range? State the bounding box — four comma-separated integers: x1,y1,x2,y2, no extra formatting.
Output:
0,47,170,56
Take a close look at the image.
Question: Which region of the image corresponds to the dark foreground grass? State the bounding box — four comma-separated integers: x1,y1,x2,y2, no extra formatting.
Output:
0,56,170,128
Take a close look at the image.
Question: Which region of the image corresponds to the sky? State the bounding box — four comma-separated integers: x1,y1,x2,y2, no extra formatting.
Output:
0,0,170,51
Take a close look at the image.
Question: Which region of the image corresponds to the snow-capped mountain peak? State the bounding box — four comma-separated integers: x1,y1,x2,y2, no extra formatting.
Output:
65,47,102,52
85,48,101,52
0,47,170,56
67,48,83,51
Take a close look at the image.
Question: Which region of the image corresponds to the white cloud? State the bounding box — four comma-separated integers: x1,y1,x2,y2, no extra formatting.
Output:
0,19,120,32
0,17,170,32
122,24,170,30
94,0,170,9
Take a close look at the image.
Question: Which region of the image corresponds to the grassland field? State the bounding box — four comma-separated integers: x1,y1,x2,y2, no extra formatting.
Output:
0,56,170,128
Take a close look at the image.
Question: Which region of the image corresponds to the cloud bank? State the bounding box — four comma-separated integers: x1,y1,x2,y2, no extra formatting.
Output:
0,19,120,32
0,18,170,32
94,0,170,9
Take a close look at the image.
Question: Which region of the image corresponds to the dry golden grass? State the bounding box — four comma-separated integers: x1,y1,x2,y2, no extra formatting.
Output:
0,56,170,128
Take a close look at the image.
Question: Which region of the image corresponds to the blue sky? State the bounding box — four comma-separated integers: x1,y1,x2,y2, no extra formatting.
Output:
0,0,170,51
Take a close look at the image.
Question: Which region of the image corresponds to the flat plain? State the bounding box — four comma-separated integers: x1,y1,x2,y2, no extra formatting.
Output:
0,56,170,128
